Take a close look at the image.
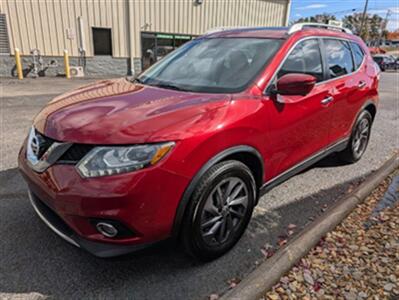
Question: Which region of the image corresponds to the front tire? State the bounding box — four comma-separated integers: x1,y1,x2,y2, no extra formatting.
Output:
338,110,372,163
181,160,256,261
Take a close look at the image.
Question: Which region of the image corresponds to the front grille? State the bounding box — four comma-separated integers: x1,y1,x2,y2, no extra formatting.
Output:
58,144,94,163
34,130,93,164
34,131,56,159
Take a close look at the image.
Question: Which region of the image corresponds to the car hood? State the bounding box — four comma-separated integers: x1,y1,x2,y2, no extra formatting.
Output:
33,78,230,144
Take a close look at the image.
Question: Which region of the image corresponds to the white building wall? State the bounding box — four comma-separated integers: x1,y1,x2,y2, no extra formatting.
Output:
0,0,290,58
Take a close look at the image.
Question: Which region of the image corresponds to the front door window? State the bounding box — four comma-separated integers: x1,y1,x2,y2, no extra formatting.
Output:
278,39,324,82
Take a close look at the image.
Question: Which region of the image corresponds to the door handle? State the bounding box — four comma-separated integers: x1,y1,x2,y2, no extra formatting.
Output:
321,96,334,105
358,81,366,88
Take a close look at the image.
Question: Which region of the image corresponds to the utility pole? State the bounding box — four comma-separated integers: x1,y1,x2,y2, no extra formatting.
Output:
359,0,369,39
379,9,391,46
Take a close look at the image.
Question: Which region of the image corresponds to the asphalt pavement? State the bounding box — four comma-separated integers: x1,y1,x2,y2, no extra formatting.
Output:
0,73,398,299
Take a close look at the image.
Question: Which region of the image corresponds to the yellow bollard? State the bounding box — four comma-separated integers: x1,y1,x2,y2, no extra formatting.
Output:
14,48,23,80
63,49,70,79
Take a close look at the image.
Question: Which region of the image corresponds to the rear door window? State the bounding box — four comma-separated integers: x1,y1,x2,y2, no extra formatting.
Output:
351,42,365,70
278,39,324,82
324,39,354,78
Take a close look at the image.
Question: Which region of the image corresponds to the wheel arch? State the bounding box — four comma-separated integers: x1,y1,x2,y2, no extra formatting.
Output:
349,100,377,135
171,145,264,238
363,102,377,122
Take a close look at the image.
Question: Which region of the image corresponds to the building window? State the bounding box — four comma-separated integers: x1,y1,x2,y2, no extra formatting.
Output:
141,32,195,70
0,14,10,55
92,27,112,56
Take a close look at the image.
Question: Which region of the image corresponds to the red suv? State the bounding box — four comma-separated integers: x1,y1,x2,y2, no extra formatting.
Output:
19,24,379,260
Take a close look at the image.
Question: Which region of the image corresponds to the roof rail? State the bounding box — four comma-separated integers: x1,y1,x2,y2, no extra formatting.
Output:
205,26,251,34
204,26,287,35
288,23,352,35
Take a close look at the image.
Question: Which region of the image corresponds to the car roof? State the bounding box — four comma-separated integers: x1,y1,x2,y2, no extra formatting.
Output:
203,27,289,39
203,26,357,41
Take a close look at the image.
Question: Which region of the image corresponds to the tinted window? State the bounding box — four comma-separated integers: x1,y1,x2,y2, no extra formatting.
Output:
92,28,112,55
278,39,324,82
324,39,354,78
138,38,282,93
351,42,364,69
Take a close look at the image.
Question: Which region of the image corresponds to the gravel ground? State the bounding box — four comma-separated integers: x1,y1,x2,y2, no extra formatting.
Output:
264,169,399,300
0,73,398,299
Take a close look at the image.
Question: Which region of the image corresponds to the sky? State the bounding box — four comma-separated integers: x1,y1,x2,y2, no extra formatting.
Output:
290,0,399,31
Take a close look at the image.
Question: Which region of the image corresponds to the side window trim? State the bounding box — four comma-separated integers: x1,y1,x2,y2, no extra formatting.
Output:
349,41,357,72
318,38,329,81
346,40,356,73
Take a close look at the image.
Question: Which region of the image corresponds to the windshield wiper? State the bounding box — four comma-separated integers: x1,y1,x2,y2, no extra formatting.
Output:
126,76,145,84
133,77,144,84
151,83,189,92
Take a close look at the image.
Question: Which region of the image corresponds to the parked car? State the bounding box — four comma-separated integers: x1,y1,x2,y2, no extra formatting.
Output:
19,23,379,261
368,46,386,55
372,54,398,71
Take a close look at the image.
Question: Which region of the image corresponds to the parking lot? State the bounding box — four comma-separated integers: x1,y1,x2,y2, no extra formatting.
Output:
0,73,398,299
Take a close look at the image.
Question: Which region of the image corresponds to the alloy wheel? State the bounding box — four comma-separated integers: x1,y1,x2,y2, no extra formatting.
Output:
352,118,370,157
200,177,249,246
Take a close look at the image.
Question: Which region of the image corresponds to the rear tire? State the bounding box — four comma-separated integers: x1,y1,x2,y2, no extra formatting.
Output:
338,110,372,163
181,160,256,261
11,65,31,77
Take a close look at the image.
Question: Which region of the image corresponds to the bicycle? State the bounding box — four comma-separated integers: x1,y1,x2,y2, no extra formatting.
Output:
11,48,58,78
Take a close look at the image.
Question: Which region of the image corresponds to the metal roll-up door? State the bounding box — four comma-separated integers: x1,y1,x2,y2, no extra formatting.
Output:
0,14,10,55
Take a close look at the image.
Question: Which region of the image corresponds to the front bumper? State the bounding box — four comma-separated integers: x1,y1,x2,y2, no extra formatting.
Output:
28,191,155,257
18,143,190,257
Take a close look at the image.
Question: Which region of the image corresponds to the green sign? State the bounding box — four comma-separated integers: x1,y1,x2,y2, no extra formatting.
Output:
175,35,191,40
156,34,174,39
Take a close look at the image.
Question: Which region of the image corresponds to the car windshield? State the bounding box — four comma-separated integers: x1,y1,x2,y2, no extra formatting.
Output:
373,57,383,63
137,37,282,93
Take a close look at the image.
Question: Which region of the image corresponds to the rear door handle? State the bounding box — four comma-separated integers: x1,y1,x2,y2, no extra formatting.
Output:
358,81,366,88
321,96,334,105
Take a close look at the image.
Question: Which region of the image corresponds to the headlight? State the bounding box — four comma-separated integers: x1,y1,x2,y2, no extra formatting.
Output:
76,142,175,178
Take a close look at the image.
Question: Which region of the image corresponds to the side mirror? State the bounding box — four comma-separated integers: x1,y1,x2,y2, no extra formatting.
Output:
272,73,317,97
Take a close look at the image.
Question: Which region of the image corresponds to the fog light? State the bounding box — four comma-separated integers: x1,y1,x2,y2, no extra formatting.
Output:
96,222,118,238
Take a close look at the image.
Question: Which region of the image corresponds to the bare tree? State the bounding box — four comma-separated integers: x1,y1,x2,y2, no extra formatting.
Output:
293,13,337,25
343,13,385,41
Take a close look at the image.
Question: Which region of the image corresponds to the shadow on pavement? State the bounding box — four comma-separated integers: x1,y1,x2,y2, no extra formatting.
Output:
0,158,370,299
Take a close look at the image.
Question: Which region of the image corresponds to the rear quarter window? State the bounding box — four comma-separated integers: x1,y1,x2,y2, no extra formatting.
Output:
351,42,365,70
324,39,354,78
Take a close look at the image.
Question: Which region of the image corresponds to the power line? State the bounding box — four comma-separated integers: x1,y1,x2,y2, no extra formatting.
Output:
330,8,359,15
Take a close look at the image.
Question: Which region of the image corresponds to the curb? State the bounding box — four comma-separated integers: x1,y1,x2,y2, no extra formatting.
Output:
221,154,399,300
0,293,46,300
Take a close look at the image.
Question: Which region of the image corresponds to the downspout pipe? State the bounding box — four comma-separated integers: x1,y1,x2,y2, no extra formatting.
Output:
127,0,135,76
285,0,292,26
77,16,86,53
